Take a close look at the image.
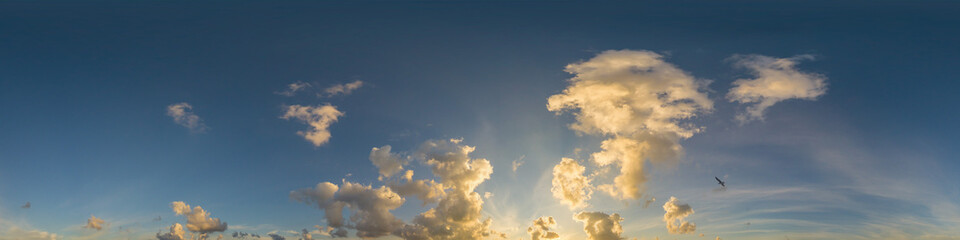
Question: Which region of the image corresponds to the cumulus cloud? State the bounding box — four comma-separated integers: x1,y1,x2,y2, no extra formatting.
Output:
663,197,696,234
387,171,446,206
281,104,343,147
322,80,364,97
527,217,560,240
291,180,406,238
276,81,312,97
370,145,405,178
727,54,827,123
293,139,504,240
267,233,285,240
413,139,493,192
156,223,186,240
548,50,713,201
551,158,593,209
396,139,503,239
167,103,208,133
83,215,105,231
574,211,624,240
170,201,228,234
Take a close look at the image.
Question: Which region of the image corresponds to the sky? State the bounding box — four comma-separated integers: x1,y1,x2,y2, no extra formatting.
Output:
1,1,959,240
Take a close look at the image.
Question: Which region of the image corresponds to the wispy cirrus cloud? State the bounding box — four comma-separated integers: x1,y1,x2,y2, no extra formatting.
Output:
275,81,312,97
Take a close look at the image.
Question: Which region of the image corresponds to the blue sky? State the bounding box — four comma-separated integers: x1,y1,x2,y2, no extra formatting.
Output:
1,1,959,240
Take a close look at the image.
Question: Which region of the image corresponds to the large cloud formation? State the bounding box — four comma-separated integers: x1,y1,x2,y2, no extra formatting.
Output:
727,54,827,122
167,102,208,133
292,139,503,239
83,215,105,231
170,201,228,234
527,217,560,240
574,211,624,240
282,104,343,147
662,196,696,234
551,158,593,209
548,50,713,200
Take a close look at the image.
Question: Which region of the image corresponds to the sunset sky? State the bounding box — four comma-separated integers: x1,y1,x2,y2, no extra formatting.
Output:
1,1,959,240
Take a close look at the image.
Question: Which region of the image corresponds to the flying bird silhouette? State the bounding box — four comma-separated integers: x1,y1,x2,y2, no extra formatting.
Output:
715,177,725,188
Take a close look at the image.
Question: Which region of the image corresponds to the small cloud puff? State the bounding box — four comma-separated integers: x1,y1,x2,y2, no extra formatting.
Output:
167,103,208,133
83,215,105,231
281,104,343,147
551,158,593,209
663,196,696,234
321,80,364,97
276,81,312,97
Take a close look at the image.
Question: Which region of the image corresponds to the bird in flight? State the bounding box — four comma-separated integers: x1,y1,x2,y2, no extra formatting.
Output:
715,177,726,188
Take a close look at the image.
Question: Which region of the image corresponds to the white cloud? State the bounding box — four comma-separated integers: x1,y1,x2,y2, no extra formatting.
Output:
156,223,185,240
527,217,560,240
293,139,504,239
166,102,208,133
281,104,343,147
322,80,364,97
551,158,593,209
291,180,405,238
370,145,405,178
397,139,503,239
414,139,493,193
548,50,713,201
83,215,105,231
662,196,695,234
275,81,312,97
727,54,827,123
574,211,624,240
170,201,228,234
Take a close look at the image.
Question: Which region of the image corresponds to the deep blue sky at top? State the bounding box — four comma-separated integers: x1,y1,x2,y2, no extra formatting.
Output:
1,0,959,237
